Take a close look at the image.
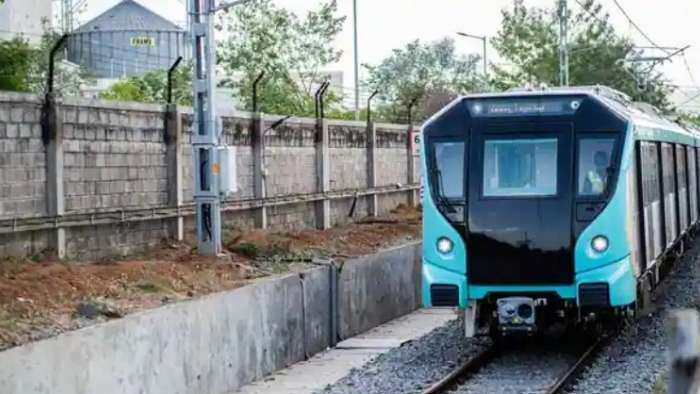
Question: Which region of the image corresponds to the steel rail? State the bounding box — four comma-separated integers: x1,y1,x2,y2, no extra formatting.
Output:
422,338,601,394
420,346,498,394
545,339,602,394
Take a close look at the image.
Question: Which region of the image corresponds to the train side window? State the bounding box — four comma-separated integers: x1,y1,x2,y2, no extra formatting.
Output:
578,138,615,196
433,141,465,199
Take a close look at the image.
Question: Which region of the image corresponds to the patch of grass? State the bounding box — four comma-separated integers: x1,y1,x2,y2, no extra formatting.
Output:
230,243,260,259
134,277,173,294
0,257,24,275
0,306,20,331
94,255,119,266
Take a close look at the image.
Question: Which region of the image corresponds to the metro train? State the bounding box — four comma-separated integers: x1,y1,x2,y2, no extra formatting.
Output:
420,86,700,338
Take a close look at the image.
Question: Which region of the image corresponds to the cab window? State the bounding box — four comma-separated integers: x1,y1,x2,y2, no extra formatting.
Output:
578,138,615,196
433,141,465,199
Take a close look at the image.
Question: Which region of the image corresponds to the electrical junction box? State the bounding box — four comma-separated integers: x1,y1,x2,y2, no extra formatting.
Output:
216,146,238,195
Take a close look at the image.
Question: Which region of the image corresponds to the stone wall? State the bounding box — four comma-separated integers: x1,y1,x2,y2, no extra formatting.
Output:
61,100,169,212
0,92,420,260
0,93,45,219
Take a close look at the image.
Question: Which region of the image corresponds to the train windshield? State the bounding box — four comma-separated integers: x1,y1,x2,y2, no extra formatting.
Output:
482,138,558,197
433,141,465,199
577,138,615,196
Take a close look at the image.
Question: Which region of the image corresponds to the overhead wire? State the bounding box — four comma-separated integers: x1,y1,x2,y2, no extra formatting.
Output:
611,0,670,55
574,0,700,100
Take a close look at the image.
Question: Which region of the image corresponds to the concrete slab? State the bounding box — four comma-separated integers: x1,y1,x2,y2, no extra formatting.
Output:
232,308,458,394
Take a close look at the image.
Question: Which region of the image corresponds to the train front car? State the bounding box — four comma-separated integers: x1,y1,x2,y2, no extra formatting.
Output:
421,89,639,338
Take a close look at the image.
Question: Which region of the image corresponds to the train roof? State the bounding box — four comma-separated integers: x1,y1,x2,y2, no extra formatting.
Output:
446,86,700,145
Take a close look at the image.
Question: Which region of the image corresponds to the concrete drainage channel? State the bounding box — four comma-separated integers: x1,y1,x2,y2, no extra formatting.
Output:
0,242,422,394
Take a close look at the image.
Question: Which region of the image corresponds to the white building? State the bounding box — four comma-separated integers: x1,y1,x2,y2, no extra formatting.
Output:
0,0,53,44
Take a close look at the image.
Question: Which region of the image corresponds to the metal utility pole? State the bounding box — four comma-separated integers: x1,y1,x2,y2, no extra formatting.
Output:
188,0,250,256
353,0,360,121
189,0,222,256
558,0,570,86
457,32,488,86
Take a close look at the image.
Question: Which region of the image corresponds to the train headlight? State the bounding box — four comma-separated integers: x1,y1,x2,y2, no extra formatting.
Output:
437,237,454,254
591,235,609,253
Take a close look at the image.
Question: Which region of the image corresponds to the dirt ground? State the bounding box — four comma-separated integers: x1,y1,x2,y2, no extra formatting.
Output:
0,205,420,351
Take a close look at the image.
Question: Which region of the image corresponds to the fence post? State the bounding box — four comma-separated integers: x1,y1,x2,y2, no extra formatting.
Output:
252,113,267,228
43,94,66,258
367,121,378,217
165,103,184,241
316,119,331,229
670,309,700,394
407,124,418,207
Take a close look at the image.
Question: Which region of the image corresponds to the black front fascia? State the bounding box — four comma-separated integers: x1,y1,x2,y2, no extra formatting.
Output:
464,95,627,285
467,120,575,285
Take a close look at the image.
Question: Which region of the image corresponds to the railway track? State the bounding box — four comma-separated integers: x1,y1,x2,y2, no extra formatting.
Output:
422,337,602,394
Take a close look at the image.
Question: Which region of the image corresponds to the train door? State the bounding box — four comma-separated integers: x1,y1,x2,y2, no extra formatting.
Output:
661,143,678,246
638,141,664,268
467,121,574,285
687,147,698,225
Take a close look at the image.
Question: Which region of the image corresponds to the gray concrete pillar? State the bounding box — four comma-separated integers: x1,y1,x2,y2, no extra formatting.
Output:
366,122,378,217
252,113,267,229
407,125,418,207
44,95,66,258
316,119,331,229
165,104,184,240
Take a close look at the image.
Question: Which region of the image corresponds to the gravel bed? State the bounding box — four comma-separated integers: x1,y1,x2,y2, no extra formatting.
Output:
568,244,700,394
317,318,490,394
319,242,700,394
453,344,579,394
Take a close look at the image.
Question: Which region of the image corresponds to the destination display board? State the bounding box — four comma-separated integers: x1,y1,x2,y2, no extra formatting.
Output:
468,97,583,117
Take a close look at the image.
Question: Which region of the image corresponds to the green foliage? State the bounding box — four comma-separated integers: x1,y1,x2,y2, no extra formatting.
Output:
678,112,700,128
230,243,260,259
29,25,91,96
0,21,91,96
365,38,483,123
0,37,33,92
492,0,673,111
216,0,346,116
99,63,193,105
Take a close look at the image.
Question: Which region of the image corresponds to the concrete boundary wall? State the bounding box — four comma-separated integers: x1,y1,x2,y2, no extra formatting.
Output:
338,242,423,339
0,241,422,394
0,92,420,259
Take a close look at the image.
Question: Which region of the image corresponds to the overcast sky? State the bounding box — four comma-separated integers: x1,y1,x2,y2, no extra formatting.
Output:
81,0,700,106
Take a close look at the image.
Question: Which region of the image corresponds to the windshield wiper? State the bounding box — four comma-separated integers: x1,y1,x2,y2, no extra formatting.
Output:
433,169,456,214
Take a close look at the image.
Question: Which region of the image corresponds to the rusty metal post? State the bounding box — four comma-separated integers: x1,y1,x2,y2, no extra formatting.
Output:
252,71,265,113
167,56,183,105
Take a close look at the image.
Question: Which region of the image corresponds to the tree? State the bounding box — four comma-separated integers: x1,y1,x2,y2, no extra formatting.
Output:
27,26,91,96
364,38,483,123
0,24,90,96
492,0,673,111
216,0,345,116
0,37,33,92
678,112,700,128
100,63,193,106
